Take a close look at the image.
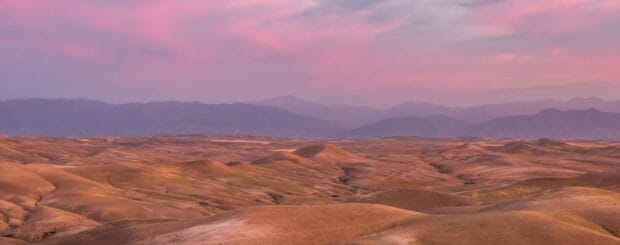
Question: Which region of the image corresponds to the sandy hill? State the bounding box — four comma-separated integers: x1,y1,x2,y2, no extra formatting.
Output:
340,188,472,212
48,204,421,244
356,210,620,244
293,143,353,159
0,136,619,244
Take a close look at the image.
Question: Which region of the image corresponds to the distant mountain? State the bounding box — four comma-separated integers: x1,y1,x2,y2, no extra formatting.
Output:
0,99,341,137
346,108,620,140
342,115,471,138
257,96,620,126
385,97,620,122
254,96,380,128
470,108,620,140
4,98,620,140
381,102,455,120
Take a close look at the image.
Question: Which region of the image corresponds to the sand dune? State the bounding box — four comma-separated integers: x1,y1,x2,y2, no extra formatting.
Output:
50,204,421,244
1,136,619,244
340,188,472,211
356,211,620,244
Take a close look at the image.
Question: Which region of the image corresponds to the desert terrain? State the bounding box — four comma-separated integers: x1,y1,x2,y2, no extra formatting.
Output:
0,135,619,244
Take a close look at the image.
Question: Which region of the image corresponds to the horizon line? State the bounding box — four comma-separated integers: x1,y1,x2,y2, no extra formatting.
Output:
0,95,616,109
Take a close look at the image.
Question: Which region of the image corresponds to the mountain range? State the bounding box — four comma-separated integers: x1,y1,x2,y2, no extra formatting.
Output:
0,99,340,137
255,95,381,128
2,97,620,140
256,95,620,125
344,108,620,140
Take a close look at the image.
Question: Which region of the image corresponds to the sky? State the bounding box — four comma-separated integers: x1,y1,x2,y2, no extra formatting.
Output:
1,0,619,107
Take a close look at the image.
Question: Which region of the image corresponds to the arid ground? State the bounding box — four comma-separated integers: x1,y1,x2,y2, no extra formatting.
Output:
1,136,619,244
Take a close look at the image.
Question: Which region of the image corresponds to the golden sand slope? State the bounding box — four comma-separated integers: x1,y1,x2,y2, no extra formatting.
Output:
0,136,619,244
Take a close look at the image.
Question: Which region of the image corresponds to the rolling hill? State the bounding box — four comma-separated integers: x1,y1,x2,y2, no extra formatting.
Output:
2,136,619,244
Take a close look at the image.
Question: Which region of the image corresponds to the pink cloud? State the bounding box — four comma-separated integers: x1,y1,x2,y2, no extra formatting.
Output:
1,0,619,104
472,0,620,35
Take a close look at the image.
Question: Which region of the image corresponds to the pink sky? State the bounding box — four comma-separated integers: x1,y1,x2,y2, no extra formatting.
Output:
1,0,619,106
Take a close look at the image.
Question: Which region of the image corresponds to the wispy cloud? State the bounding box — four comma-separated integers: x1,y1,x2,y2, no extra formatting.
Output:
1,0,618,105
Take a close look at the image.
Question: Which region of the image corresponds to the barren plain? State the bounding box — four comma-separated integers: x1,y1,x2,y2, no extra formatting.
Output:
1,136,619,244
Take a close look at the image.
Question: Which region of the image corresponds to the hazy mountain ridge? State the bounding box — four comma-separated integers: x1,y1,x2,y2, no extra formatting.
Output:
255,95,381,128
415,96,620,122
258,96,620,124
342,115,472,138
346,108,620,140
4,98,620,140
469,108,620,139
0,99,341,137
